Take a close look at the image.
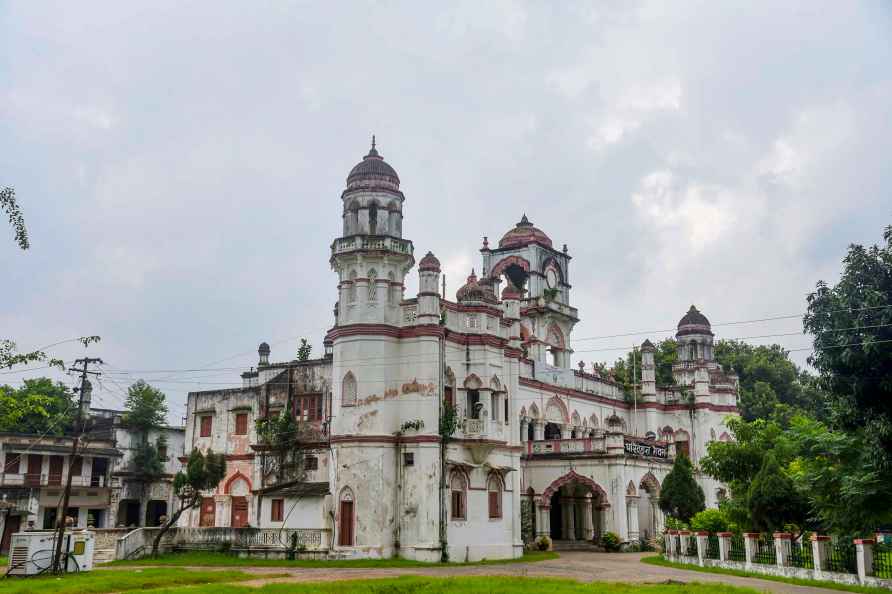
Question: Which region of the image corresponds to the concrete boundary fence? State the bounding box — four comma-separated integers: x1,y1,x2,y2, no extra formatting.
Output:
664,530,892,590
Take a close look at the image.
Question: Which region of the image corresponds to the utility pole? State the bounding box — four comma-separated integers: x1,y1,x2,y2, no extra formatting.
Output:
51,357,102,574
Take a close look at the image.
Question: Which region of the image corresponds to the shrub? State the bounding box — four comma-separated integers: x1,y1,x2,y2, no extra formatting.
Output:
665,516,689,530
601,531,621,552
536,535,552,551
690,508,729,533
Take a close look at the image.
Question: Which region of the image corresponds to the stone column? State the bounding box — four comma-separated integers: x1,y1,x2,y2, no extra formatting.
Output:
535,504,551,540
598,505,611,538
534,421,544,441
626,496,640,543
665,530,678,559
563,498,576,540
695,531,709,567
855,538,875,582
717,531,732,562
774,532,792,567
520,419,528,442
582,496,594,541
743,533,760,569
812,534,831,579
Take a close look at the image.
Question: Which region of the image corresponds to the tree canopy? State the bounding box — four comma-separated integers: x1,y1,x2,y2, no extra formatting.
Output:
123,380,168,432
658,454,705,522
0,377,76,435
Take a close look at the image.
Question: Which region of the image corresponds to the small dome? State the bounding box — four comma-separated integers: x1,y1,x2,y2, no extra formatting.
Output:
418,251,441,272
641,338,655,351
456,269,487,302
498,214,553,249
258,342,270,355
346,137,400,190
677,305,713,336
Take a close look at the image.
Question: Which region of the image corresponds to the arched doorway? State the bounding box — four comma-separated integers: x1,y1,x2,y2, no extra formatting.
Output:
638,472,661,541
544,423,562,440
541,471,608,542
145,500,167,527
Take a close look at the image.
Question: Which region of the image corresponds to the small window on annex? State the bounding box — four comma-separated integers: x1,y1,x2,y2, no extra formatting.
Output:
304,455,318,471
234,412,249,435
199,415,213,438
271,498,284,522
487,475,502,519
450,472,467,520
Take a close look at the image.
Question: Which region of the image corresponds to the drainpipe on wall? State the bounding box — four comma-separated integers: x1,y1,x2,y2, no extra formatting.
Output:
439,334,448,562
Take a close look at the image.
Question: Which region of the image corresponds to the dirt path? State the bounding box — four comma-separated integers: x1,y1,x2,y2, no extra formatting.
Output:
114,552,849,593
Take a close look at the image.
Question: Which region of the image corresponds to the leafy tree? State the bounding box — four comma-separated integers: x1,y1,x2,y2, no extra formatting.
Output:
151,448,226,555
803,224,892,457
296,338,312,361
747,452,808,533
714,340,814,421
123,380,169,479
0,378,76,434
654,338,678,386
658,454,705,523
787,416,892,536
1,186,29,250
690,508,729,533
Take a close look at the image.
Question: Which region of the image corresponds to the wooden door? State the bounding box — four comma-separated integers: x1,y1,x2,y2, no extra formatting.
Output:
48,456,64,485
230,497,248,528
338,500,354,546
199,497,216,527
25,454,42,486
0,515,20,554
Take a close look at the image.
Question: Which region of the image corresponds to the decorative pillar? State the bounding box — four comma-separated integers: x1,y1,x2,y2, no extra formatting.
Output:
563,497,576,540
717,531,732,562
812,534,831,578
626,496,640,542
536,504,551,540
855,538,875,582
520,419,528,442
598,505,611,538
695,531,709,567
534,421,544,441
774,532,792,567
743,532,760,569
582,495,594,541
665,530,678,559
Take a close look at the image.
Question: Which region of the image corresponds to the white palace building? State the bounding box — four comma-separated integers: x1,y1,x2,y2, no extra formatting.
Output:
181,141,739,562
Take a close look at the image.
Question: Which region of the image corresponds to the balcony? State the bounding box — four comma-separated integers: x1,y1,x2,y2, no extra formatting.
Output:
0,473,109,488
331,236,413,257
525,438,606,456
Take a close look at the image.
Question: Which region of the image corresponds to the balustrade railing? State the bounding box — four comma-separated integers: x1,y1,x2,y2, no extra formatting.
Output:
173,527,327,550
526,438,603,456
332,236,413,256
0,473,108,488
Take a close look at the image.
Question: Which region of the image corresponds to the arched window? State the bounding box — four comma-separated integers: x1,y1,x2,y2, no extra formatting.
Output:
368,203,378,235
347,270,357,304
487,474,502,519
544,423,561,440
345,200,359,235
527,421,535,441
342,372,357,407
387,272,396,305
367,269,377,301
689,341,697,360
450,472,467,520
337,488,354,546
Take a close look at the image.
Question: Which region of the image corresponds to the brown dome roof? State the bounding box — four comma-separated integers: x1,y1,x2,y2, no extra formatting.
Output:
456,270,487,302
418,251,441,272
346,137,400,189
677,305,713,336
498,214,553,249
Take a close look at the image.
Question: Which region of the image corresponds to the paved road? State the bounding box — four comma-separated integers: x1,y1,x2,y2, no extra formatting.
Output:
123,552,851,593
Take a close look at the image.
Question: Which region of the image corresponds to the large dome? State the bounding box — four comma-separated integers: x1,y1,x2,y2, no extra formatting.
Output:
346,137,400,189
677,305,713,336
498,214,553,249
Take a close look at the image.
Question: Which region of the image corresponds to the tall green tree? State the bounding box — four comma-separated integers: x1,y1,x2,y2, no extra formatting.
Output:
747,452,808,533
124,380,169,478
151,448,226,555
658,454,705,522
0,378,76,434
296,338,312,361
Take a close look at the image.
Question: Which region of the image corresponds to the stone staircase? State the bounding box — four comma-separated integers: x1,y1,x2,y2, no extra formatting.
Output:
93,545,117,564
552,539,603,552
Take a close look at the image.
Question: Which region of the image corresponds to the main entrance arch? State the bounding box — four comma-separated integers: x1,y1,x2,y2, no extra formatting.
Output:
539,471,609,542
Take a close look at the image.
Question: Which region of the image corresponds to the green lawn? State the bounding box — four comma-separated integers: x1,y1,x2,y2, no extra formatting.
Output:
91,575,763,594
0,568,277,594
642,555,888,594
107,549,558,568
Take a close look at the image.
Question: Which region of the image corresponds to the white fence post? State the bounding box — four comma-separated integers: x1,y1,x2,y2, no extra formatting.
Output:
695,531,709,566
743,532,759,570
717,531,732,562
774,532,792,567
812,534,831,579
855,538,875,583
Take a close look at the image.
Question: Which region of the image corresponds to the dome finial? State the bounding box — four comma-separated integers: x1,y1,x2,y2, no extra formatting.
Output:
371,134,376,150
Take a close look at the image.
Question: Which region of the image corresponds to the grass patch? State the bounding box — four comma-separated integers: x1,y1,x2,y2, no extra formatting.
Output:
130,575,763,594
642,555,889,594
107,549,558,568
0,567,274,594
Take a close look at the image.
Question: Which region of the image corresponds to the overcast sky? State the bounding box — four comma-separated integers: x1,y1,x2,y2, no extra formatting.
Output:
2,1,891,422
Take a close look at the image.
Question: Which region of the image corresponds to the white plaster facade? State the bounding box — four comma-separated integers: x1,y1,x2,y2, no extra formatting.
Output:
180,141,738,561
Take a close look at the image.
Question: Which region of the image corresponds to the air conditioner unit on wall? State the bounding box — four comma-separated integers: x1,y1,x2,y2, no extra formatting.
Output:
6,530,95,576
